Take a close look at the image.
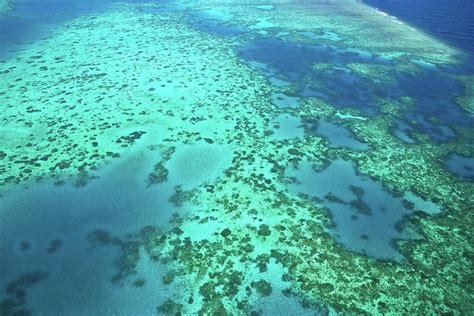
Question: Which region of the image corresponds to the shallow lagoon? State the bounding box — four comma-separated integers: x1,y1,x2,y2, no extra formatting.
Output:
1,0,473,314
287,158,440,261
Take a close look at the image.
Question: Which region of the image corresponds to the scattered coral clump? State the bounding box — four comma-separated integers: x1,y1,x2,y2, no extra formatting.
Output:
0,0,472,315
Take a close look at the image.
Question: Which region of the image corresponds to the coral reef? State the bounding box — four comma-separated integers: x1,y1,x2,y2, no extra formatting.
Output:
0,0,472,315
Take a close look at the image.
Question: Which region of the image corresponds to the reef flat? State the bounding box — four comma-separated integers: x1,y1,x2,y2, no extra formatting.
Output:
0,0,473,315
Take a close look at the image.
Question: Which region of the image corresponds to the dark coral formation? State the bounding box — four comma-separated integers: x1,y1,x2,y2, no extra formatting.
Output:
0,1,472,315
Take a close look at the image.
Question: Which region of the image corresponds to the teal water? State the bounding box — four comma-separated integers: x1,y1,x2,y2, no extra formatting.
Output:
0,0,473,314
313,121,368,150
287,158,439,261
0,140,177,314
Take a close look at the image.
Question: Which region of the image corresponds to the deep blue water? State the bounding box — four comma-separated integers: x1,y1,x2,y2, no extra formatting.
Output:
363,0,474,56
0,0,104,59
3,0,474,62
395,70,471,142
0,0,161,60
239,38,473,143
239,38,390,115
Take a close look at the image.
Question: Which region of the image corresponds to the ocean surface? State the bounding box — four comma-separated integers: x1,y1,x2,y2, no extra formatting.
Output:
0,0,473,315
363,0,474,56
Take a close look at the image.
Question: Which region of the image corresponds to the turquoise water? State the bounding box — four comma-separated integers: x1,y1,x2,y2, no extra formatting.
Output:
1,0,473,314
287,158,440,261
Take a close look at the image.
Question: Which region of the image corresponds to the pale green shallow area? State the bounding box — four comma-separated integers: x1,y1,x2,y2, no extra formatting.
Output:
0,0,10,12
0,0,473,315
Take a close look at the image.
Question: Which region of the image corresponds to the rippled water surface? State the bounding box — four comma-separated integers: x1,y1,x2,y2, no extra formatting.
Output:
1,0,473,314
363,0,474,55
